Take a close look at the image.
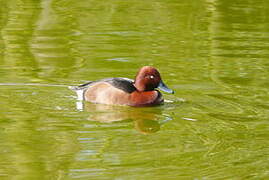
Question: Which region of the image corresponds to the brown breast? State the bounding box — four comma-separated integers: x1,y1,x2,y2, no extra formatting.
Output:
129,90,163,107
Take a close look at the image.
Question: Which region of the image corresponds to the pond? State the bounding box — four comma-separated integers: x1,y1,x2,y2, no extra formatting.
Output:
0,0,269,179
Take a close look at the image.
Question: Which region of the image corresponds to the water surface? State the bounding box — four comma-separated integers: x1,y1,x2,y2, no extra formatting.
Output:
0,0,269,179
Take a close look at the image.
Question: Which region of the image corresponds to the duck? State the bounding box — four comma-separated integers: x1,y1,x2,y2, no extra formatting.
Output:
69,66,174,107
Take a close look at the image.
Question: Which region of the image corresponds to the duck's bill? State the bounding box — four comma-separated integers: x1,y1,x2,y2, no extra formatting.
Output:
158,80,174,94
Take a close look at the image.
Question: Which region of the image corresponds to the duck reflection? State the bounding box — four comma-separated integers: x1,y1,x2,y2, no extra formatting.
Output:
77,101,172,134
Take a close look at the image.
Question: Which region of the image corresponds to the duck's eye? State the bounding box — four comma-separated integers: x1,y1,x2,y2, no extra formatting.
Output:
149,75,154,79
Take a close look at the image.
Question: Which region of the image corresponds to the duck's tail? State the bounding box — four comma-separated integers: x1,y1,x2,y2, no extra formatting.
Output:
68,85,79,91
68,86,84,100
69,81,95,100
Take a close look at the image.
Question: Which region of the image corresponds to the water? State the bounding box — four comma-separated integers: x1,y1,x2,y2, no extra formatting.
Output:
0,0,269,179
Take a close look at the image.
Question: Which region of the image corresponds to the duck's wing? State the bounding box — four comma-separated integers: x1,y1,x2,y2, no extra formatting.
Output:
104,78,136,93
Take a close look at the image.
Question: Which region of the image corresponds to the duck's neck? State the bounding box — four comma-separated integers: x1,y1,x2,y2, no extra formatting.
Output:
134,80,154,92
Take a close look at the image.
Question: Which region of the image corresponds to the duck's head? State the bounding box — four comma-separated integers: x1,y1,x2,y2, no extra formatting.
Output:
134,66,174,94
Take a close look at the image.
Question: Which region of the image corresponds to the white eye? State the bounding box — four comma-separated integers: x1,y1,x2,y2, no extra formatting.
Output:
149,75,154,79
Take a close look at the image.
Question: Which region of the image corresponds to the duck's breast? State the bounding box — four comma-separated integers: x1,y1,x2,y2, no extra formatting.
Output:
129,90,163,107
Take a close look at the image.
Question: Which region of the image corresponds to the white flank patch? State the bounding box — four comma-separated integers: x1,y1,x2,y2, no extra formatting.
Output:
76,90,84,100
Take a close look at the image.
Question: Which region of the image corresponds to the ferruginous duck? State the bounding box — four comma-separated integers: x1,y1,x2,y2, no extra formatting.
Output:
69,66,174,107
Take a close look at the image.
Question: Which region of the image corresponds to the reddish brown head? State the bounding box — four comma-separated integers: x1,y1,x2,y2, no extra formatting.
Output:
134,66,174,93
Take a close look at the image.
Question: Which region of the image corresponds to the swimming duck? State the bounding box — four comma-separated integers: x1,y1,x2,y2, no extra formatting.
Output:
69,66,174,107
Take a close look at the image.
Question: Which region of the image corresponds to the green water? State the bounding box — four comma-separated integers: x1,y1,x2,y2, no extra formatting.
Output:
0,0,269,179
